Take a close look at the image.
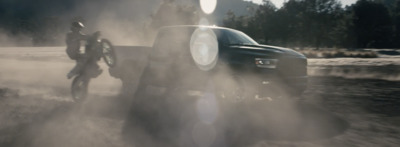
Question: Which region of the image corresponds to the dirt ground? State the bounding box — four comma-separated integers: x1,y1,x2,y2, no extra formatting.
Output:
1,47,400,147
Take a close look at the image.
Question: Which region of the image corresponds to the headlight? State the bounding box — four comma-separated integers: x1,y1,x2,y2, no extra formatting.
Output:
255,58,278,68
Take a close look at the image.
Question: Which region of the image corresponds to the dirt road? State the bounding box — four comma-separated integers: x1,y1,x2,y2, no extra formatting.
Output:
1,47,400,147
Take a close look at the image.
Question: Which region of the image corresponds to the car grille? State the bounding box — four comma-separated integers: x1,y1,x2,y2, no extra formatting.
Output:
277,57,307,76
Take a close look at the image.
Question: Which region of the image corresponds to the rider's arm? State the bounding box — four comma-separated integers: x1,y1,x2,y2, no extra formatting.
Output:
66,32,85,44
79,32,89,41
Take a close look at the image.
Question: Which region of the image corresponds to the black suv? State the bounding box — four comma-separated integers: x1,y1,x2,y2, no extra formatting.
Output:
132,25,307,100
121,26,308,145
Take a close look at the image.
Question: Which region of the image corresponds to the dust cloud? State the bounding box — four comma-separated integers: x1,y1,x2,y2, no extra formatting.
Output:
308,58,400,81
0,0,203,47
1,0,206,146
118,26,347,147
79,0,204,46
120,61,349,147
0,46,124,147
0,1,354,147
0,29,33,47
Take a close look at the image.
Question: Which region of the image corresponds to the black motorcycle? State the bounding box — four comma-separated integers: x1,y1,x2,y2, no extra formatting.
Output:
70,32,116,102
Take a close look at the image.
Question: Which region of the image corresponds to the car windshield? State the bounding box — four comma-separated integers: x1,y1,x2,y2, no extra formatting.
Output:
220,29,259,45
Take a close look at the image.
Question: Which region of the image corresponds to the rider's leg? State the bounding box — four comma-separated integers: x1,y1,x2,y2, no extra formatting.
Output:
82,59,102,78
92,61,103,77
67,57,87,79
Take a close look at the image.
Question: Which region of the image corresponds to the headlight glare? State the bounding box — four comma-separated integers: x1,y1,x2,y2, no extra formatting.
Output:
255,58,278,68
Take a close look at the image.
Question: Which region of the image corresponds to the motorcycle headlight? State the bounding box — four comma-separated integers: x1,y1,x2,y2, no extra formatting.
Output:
255,58,278,68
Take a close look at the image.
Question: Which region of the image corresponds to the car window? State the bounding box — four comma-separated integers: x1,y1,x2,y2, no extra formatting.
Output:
222,30,258,45
212,30,227,45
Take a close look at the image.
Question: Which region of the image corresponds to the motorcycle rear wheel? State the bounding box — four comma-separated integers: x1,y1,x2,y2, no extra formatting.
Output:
101,39,117,67
71,75,90,102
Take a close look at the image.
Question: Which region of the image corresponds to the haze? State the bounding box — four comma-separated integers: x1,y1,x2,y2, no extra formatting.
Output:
250,0,357,8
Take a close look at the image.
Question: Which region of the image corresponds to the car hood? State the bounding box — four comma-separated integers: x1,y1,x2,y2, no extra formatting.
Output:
230,44,306,58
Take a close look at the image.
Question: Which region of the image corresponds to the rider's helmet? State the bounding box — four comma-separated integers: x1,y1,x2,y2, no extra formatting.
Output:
71,21,84,32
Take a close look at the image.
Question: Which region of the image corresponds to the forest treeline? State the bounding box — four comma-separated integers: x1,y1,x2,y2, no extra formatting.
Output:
223,0,400,49
1,0,400,49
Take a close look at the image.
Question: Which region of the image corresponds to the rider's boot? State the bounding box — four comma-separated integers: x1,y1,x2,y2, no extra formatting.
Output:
67,67,79,79
67,71,75,79
67,60,85,79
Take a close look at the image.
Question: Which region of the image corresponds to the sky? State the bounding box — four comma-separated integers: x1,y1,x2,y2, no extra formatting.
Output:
250,0,358,8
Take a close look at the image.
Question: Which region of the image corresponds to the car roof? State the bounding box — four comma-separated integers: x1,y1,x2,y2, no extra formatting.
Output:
159,25,236,32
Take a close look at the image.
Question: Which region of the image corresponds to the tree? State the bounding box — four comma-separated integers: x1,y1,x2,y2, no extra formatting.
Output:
352,0,393,48
393,0,400,47
254,0,278,44
223,10,237,28
284,0,343,49
331,6,357,48
223,8,261,42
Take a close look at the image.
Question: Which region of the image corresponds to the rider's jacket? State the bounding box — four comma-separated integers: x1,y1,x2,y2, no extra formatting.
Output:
66,31,87,60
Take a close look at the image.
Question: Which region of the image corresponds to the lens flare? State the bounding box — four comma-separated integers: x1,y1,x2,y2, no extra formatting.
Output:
190,27,219,71
196,92,219,124
200,0,217,14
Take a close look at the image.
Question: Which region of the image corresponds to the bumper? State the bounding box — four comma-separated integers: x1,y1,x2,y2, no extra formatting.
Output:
251,68,308,95
282,76,308,93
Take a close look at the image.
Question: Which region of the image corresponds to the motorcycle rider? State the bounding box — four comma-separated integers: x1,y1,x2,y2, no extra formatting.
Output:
66,21,102,79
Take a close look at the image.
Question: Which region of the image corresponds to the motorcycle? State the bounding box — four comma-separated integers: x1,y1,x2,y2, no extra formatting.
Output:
70,32,117,102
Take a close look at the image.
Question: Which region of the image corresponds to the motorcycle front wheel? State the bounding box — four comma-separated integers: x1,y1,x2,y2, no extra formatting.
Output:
71,75,90,102
100,39,117,67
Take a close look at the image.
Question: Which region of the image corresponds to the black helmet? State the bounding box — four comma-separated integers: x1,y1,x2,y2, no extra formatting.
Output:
71,21,84,29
